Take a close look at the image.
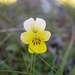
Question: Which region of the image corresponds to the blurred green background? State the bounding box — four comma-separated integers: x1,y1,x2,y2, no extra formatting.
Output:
0,0,75,75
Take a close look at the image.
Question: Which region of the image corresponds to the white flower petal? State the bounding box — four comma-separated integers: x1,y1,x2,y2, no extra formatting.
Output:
23,18,35,31
34,18,46,32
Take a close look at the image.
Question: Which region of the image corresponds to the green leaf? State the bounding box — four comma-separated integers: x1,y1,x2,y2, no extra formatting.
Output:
6,44,18,52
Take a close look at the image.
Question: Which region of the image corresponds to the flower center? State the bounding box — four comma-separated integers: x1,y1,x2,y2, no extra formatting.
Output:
32,38,41,46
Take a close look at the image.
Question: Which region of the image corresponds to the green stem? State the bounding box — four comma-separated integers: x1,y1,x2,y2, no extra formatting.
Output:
22,51,28,72
33,54,36,75
30,54,33,75
0,70,30,75
29,47,57,73
37,54,57,73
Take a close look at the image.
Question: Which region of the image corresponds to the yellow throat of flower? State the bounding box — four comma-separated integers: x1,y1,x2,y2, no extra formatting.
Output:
32,38,41,46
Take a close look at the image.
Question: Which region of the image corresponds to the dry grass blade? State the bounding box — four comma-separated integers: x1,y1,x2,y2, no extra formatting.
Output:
0,28,24,33
61,14,75,70
0,34,12,46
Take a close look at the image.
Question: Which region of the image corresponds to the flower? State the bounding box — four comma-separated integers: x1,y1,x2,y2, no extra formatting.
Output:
20,18,51,54
57,0,75,8
0,0,17,5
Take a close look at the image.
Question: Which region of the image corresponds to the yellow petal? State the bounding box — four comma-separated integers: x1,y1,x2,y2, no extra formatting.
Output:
37,31,51,42
0,0,17,5
28,39,47,54
57,0,75,8
20,32,35,44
